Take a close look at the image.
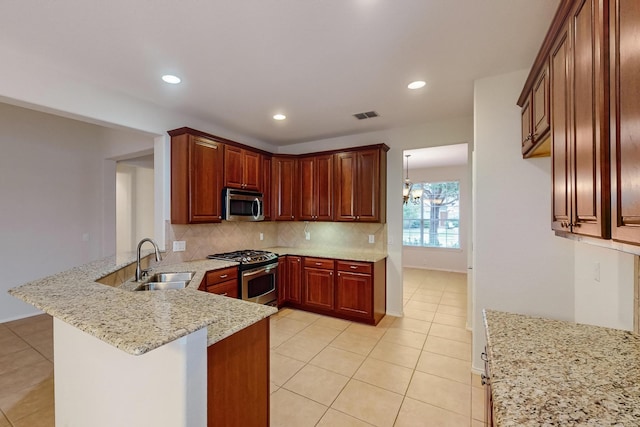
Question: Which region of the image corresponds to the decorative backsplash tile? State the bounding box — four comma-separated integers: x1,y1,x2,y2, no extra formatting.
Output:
162,220,386,264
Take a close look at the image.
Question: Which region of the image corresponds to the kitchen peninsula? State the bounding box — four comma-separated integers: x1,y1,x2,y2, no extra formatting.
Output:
8,253,276,427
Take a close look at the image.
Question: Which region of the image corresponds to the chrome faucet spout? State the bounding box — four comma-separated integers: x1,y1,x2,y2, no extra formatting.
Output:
135,238,162,282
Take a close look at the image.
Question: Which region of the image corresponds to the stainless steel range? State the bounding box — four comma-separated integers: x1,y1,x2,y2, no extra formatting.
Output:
207,250,278,306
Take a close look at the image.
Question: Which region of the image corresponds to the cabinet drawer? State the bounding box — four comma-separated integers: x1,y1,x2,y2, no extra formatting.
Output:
206,267,238,286
336,261,372,274
206,279,238,298
304,257,335,270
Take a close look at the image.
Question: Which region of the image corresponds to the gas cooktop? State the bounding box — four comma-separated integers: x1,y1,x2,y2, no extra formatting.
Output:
207,249,277,265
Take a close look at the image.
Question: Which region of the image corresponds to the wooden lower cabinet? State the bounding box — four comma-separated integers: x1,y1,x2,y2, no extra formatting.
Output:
199,266,239,298
207,318,269,427
279,256,386,325
303,258,335,311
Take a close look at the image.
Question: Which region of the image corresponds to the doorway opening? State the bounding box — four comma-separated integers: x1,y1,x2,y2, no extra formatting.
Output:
116,154,154,253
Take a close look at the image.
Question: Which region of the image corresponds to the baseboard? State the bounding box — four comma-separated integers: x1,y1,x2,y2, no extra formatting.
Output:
402,265,467,274
385,309,404,318
471,366,484,376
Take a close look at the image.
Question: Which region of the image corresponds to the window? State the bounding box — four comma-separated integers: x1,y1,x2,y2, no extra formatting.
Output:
403,181,460,248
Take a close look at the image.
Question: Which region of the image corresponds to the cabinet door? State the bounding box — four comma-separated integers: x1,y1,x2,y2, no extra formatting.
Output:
610,0,640,244
262,156,272,221
277,256,286,306
336,271,372,319
206,279,238,298
286,256,302,304
298,157,315,220
533,67,550,143
190,137,223,222
355,149,380,222
521,95,533,154
335,152,357,221
224,145,244,189
316,154,334,221
551,25,572,232
243,150,261,191
570,0,609,238
303,268,334,311
273,157,297,221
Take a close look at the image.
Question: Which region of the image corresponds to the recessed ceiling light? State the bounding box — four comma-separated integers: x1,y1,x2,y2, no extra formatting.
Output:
162,75,181,84
407,80,426,90
273,114,286,121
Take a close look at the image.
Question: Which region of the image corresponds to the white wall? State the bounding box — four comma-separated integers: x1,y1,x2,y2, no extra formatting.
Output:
472,70,575,371
574,242,635,330
116,162,155,253
402,164,469,273
0,103,154,321
280,118,474,317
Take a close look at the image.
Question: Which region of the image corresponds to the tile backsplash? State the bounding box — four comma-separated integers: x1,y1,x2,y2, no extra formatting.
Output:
162,220,387,264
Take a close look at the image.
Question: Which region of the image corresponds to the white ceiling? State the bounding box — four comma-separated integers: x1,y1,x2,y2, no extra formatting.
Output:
0,0,559,146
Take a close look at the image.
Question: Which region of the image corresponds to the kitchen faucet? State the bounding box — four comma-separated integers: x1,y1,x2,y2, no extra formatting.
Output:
135,238,162,281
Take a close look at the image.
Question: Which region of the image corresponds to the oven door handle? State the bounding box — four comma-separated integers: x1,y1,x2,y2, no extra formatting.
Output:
243,267,274,277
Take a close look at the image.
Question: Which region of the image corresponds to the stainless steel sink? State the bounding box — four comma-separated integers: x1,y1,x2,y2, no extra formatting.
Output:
135,281,188,291
133,272,195,291
151,272,195,282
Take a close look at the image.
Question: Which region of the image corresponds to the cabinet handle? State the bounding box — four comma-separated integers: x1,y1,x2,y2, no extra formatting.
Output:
291,215,294,219
350,265,358,269
330,272,333,276
219,274,228,279
221,293,228,296
315,262,322,266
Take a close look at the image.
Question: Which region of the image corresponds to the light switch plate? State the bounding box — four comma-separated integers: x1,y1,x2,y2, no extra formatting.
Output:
173,241,186,252
259,232,264,241
305,231,311,240
368,234,375,244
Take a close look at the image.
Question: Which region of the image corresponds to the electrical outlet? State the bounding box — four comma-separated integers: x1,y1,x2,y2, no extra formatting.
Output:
305,231,311,240
173,241,186,252
368,234,375,244
259,232,264,241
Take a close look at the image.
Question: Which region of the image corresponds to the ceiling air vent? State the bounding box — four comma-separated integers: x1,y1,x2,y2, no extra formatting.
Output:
353,111,379,120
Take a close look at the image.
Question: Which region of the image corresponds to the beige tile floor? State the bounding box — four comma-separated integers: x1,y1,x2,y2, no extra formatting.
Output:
270,269,485,427
0,268,483,427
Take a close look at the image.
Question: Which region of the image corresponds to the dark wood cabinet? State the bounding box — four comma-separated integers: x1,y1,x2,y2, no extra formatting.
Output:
199,266,239,298
224,145,261,191
336,262,372,319
299,154,334,221
279,255,386,325
279,256,302,305
303,258,335,311
610,0,640,245
335,148,387,223
524,0,610,238
261,156,272,220
521,66,551,157
207,318,269,427
170,133,224,224
272,157,297,221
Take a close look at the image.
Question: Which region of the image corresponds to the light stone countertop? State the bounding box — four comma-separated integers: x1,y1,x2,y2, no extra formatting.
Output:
263,246,387,263
483,309,640,426
8,254,276,355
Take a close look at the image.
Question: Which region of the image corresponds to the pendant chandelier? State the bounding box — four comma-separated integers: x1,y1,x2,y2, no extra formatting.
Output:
402,154,423,205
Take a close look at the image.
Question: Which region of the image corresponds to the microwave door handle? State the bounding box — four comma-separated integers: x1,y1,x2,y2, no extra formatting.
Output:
252,198,260,220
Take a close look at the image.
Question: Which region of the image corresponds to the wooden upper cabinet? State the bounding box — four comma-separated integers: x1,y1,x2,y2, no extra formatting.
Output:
171,134,223,224
521,66,551,157
610,0,640,244
569,0,609,238
551,23,572,233
261,156,272,221
224,145,261,191
298,154,334,221
272,157,297,221
335,148,387,223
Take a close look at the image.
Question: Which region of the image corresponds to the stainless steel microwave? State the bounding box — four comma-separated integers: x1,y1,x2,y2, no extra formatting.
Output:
223,188,264,221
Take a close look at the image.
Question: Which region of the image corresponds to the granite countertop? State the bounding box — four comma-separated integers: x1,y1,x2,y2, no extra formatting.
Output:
8,254,276,356
263,246,387,263
483,309,640,426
